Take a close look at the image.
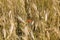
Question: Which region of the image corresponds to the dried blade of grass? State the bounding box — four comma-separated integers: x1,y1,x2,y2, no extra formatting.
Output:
22,26,29,40
30,30,35,40
45,13,48,21
53,27,59,34
31,21,34,25
16,15,26,24
32,3,37,11
46,31,50,40
7,10,14,39
32,3,39,18
44,10,49,21
24,26,29,36
53,6,60,16
2,28,6,38
35,22,38,30
2,13,7,39
22,36,28,40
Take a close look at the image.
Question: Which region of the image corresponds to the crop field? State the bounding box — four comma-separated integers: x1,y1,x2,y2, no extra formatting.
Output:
0,0,60,40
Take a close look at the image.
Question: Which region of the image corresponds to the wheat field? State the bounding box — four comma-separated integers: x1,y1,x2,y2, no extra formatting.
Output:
0,0,60,40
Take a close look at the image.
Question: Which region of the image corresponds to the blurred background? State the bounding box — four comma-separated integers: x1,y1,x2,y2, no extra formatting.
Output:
0,0,60,40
